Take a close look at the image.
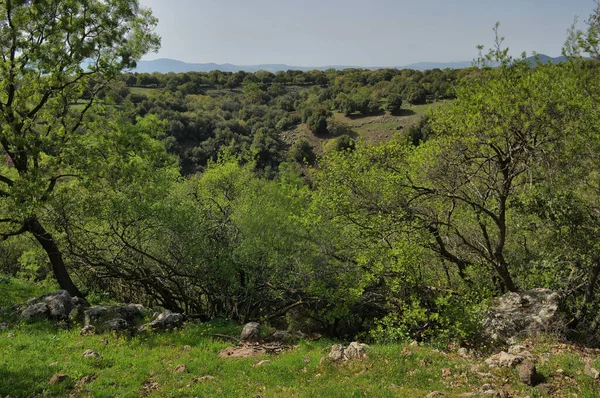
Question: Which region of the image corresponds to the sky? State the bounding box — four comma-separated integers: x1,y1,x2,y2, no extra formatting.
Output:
137,0,595,67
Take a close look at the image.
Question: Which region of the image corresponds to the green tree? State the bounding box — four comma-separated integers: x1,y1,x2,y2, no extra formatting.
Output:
0,0,159,296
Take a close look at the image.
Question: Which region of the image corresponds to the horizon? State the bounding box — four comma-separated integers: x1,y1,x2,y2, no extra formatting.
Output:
137,0,593,67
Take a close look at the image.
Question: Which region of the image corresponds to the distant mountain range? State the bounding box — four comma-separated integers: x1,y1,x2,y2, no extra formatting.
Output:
130,55,568,74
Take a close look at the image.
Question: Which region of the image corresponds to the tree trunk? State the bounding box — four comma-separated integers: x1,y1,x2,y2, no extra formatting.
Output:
495,261,518,292
26,217,83,298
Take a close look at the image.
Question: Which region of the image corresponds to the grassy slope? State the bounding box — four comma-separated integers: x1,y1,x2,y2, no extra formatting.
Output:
2,277,600,397
284,102,445,156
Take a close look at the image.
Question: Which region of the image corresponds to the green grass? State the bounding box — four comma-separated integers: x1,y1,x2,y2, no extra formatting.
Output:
1,277,600,397
128,87,161,97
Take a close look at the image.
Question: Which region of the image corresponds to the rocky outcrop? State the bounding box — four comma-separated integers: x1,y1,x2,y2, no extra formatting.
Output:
83,304,144,333
20,290,80,321
327,342,368,362
483,289,564,342
138,310,183,332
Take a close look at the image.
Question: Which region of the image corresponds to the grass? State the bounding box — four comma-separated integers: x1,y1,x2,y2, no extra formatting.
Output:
2,276,600,397
283,101,450,156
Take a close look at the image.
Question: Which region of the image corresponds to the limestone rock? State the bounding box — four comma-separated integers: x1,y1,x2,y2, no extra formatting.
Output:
82,349,102,359
485,351,525,368
139,310,183,332
518,359,537,385
345,342,367,360
84,304,144,333
240,322,261,342
174,364,187,374
328,344,345,362
21,290,77,321
49,374,68,384
584,359,600,379
483,289,564,342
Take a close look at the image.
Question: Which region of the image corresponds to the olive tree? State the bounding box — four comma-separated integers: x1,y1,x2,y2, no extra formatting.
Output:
0,0,159,296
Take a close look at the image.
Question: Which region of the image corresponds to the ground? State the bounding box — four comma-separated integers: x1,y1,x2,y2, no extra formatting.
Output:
1,277,600,397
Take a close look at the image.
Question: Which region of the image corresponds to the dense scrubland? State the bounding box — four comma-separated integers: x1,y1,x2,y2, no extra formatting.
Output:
3,0,600,396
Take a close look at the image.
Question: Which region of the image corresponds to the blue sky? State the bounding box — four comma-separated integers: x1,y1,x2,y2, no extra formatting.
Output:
138,0,595,66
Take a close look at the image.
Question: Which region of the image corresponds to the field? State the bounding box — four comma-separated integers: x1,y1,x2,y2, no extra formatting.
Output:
282,101,446,155
2,277,600,397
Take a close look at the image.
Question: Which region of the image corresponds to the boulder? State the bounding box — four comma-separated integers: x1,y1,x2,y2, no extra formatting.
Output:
84,304,144,333
482,289,564,342
138,310,183,332
518,359,537,386
240,322,261,342
20,290,75,321
327,342,368,362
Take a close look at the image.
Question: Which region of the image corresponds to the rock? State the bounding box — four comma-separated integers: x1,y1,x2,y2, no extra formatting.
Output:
457,347,469,358
327,342,367,362
0,322,7,330
80,325,96,336
483,288,564,342
536,383,552,394
507,345,526,355
183,345,192,352
427,392,444,397
518,359,537,385
21,290,75,321
328,344,345,362
84,304,144,333
485,351,524,368
69,297,90,323
584,359,600,379
240,322,261,342
442,368,452,377
138,310,183,332
7,333,15,338
344,342,367,360
480,384,494,391
21,302,49,320
410,340,419,347
194,375,215,382
174,364,187,373
49,374,67,384
82,349,102,359
253,360,271,367
266,330,296,343
75,375,93,388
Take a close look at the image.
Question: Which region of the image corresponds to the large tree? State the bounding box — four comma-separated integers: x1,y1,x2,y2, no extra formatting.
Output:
0,0,159,296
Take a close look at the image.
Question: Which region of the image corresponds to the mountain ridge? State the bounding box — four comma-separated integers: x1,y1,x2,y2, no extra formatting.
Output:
130,55,568,74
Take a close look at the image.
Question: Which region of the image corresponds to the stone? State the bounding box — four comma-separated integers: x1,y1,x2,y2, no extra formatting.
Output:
426,392,444,397
240,322,261,342
0,322,7,330
442,368,452,377
483,288,564,342
584,359,600,379
49,374,68,384
174,364,187,373
457,347,469,358
344,342,367,360
485,351,524,368
7,333,15,338
138,310,183,332
84,304,144,333
194,375,215,382
518,359,537,385
328,344,345,362
253,360,271,367
21,290,74,321
267,330,296,343
480,384,494,391
507,345,526,355
410,340,419,347
183,345,192,352
80,325,96,336
82,349,102,359
75,375,93,388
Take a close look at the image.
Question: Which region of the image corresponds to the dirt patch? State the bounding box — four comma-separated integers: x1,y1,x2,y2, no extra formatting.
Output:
218,342,293,358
